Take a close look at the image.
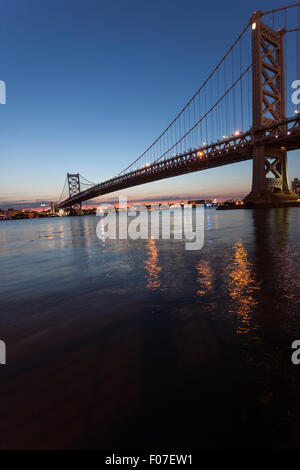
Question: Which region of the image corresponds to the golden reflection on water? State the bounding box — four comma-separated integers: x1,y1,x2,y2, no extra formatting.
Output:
227,240,259,335
145,238,161,290
196,260,213,295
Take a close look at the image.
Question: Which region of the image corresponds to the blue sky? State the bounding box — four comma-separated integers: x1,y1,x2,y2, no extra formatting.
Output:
0,0,299,207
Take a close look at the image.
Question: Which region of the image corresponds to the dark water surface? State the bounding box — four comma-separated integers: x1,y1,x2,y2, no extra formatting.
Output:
0,208,300,449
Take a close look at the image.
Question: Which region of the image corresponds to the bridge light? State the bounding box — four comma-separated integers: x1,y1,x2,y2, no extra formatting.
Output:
233,130,240,136
252,22,256,30
198,151,204,158
146,163,150,167
295,109,300,114
280,146,286,152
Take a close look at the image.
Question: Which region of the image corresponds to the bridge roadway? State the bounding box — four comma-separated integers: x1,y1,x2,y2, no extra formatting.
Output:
56,117,300,209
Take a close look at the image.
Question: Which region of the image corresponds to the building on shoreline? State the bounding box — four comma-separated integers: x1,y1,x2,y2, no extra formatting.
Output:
0,207,98,220
291,178,300,198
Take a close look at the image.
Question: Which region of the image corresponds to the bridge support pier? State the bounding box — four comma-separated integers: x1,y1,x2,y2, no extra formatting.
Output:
244,145,298,206
244,11,298,207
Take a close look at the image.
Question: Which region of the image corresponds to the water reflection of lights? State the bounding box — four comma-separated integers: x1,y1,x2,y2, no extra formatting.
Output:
227,240,259,335
196,260,214,295
145,238,161,290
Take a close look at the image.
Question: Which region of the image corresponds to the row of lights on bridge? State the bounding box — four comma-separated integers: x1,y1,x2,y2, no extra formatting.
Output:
201,130,241,146
141,130,243,169
140,121,299,170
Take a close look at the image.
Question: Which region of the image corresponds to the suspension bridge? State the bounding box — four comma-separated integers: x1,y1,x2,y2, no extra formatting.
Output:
56,3,300,210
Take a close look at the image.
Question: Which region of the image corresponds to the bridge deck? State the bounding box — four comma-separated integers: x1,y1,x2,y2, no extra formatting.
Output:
56,117,300,209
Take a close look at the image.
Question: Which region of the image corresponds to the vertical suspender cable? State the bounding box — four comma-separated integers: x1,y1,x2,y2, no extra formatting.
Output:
232,51,236,131
224,59,227,135
247,68,251,130
240,39,244,131
296,5,300,80
284,9,288,103
193,94,196,147
199,92,202,144
210,78,214,142
204,84,208,143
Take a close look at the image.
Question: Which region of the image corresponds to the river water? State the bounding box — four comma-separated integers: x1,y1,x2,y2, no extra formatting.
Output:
0,208,299,449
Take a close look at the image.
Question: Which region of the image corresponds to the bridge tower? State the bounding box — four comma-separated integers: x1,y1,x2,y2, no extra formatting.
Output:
245,11,298,206
67,173,82,212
